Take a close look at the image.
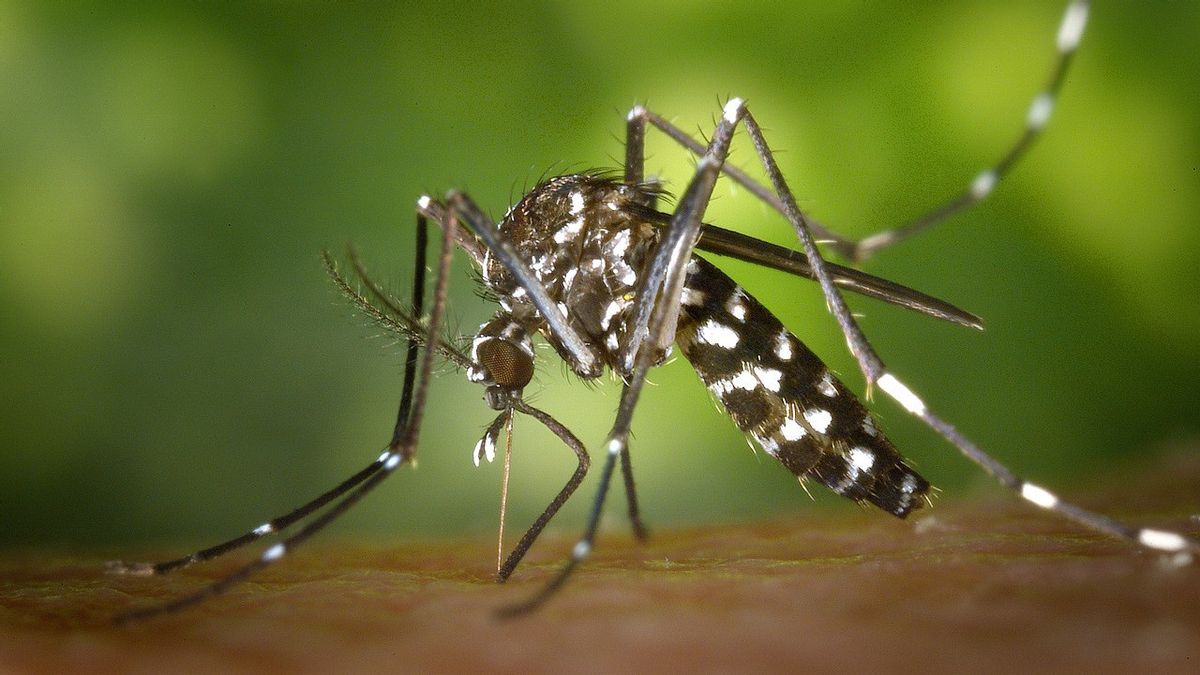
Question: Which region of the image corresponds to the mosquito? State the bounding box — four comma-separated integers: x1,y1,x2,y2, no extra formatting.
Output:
110,0,1196,622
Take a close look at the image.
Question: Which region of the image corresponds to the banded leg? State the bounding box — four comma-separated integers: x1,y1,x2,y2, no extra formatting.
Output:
731,99,1199,560
878,375,1199,560
428,191,652,547
443,192,604,379
500,98,750,616
113,197,458,623
342,240,631,581
106,458,387,578
626,0,1092,263
108,215,437,580
850,0,1091,261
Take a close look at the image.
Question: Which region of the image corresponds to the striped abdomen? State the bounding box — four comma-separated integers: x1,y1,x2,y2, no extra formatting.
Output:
675,256,930,517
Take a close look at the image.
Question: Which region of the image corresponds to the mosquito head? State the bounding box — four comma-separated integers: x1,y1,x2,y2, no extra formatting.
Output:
475,338,535,411
468,315,536,410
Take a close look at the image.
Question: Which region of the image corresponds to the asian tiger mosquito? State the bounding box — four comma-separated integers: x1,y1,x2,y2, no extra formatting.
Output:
110,0,1197,622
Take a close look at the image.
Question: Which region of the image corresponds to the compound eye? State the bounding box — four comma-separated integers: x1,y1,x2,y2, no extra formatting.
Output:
475,338,534,390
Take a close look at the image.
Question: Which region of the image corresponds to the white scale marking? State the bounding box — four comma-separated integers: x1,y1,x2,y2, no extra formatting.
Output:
878,373,926,415
416,195,431,210
467,336,491,383
1057,1,1089,52
848,447,875,475
384,454,402,470
473,432,496,464
681,287,706,306
723,97,744,123
779,417,807,442
601,299,624,330
861,416,879,437
1027,92,1054,131
816,371,836,397
752,433,779,456
804,408,833,435
569,190,585,215
470,334,489,360
774,330,793,361
610,229,631,257
833,446,877,493
754,366,782,392
970,170,997,200
484,433,496,462
573,540,592,559
696,319,740,349
1139,529,1188,552
553,216,585,243
728,367,759,392
262,543,286,562
708,379,732,396
1020,482,1059,509
725,289,748,321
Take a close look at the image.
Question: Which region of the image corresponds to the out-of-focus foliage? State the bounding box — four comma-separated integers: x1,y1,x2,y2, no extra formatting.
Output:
2,2,1197,547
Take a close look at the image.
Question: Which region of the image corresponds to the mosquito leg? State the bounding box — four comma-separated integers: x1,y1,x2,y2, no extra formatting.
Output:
111,236,459,580
110,206,441,579
875,371,1199,560
446,191,603,379
627,104,847,247
500,99,748,616
114,455,405,624
106,457,387,576
495,436,619,618
625,99,747,368
390,209,428,446
735,101,1195,561
496,401,590,583
114,197,459,623
631,1,1091,263
849,0,1091,261
739,107,887,387
624,104,646,186
619,106,658,542
619,445,649,541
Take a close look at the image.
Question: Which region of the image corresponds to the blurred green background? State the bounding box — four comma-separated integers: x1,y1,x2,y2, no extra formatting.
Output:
2,2,1198,551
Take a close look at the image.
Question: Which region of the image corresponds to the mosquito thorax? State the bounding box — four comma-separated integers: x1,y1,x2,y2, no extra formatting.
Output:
480,174,665,380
